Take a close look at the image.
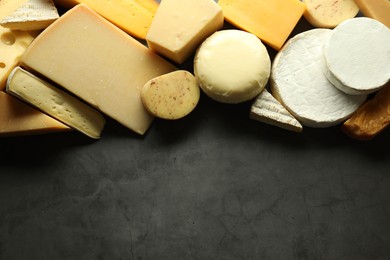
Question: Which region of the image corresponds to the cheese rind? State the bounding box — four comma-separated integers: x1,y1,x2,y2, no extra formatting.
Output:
6,67,106,139
21,4,176,135
0,91,70,137
353,0,390,28
271,29,367,128
194,30,271,104
146,0,223,64
323,17,390,95
250,89,303,132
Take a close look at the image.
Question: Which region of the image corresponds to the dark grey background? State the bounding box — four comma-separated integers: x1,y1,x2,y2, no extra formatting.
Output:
1,12,389,260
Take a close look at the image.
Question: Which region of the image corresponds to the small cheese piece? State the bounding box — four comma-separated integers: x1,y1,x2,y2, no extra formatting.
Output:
250,88,303,132
146,0,223,64
218,0,305,50
1,0,59,31
353,0,390,28
0,91,70,137
323,17,390,95
141,70,200,120
271,29,367,128
6,67,106,139
21,4,176,135
302,0,359,28
0,26,34,90
53,0,159,40
194,30,271,104
342,83,390,140
0,0,29,20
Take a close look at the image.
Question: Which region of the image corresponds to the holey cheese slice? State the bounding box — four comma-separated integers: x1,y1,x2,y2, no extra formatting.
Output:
21,4,176,135
323,17,390,95
271,29,367,128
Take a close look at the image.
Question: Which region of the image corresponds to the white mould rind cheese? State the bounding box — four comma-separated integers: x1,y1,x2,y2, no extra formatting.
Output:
271,29,367,128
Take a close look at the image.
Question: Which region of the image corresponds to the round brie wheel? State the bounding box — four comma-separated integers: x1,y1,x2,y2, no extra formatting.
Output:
271,29,367,128
194,30,271,104
324,17,390,95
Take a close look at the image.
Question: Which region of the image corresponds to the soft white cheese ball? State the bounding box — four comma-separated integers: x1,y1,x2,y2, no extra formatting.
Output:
194,30,271,104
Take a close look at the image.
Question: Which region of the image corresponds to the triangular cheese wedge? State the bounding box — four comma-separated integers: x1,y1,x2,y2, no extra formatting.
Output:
0,0,29,20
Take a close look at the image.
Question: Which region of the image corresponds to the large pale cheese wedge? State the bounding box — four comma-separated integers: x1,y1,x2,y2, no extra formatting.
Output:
341,83,390,140
0,25,34,90
1,0,59,31
6,67,106,139
0,0,29,20
353,0,390,28
146,0,223,64
53,0,159,39
271,29,367,128
21,4,176,135
194,30,271,104
302,0,359,28
0,91,71,137
323,17,390,95
250,88,303,133
218,0,305,50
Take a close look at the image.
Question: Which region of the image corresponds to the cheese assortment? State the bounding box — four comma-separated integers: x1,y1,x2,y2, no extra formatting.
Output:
353,0,390,28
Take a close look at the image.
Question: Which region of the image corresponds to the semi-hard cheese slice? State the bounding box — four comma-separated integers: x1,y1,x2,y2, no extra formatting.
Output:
302,0,359,28
141,70,200,120
6,67,106,139
323,17,390,95
0,25,34,90
353,0,390,28
218,0,305,50
54,0,159,40
271,29,367,128
21,4,176,135
250,88,303,132
1,0,59,31
0,0,29,20
146,0,223,64
194,30,271,104
0,91,70,137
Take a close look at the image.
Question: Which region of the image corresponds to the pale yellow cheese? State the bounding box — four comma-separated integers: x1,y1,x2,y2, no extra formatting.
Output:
0,0,29,20
354,0,390,28
6,67,106,139
0,25,34,90
21,4,176,135
0,91,71,137
146,0,223,64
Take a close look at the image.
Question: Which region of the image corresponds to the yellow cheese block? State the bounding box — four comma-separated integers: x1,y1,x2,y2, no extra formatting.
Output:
21,4,176,135
218,0,305,50
0,0,29,20
53,0,159,39
353,0,390,28
146,0,223,64
0,25,34,90
0,91,71,137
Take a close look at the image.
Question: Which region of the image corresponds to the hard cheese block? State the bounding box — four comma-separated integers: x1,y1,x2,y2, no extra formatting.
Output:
53,0,159,39
0,91,70,137
1,0,59,31
218,0,305,50
353,0,390,28
0,0,29,20
0,25,34,90
6,67,106,139
21,4,176,135
146,0,223,64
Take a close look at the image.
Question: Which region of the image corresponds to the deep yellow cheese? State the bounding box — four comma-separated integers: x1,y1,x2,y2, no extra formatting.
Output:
353,0,390,28
0,91,71,137
218,0,305,50
21,4,176,135
53,0,159,39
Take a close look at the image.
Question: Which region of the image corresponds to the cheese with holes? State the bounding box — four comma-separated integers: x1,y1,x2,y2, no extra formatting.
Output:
194,30,271,104
0,0,29,20
146,0,223,64
250,89,303,132
302,0,359,28
218,0,305,50
323,17,390,95
0,25,34,90
21,4,176,135
271,29,366,128
0,91,70,137
1,0,59,31
353,0,390,28
6,67,106,139
54,0,159,39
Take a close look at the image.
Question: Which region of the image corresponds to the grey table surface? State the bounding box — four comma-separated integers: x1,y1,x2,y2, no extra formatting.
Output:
1,15,390,260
